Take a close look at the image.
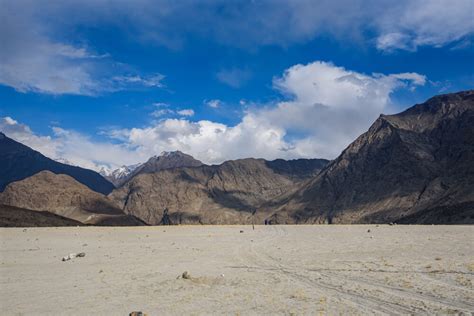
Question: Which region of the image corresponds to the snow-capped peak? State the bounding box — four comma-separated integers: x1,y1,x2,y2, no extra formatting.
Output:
100,163,142,179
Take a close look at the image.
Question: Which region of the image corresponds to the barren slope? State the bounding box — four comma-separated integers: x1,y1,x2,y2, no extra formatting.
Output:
0,171,144,225
270,90,474,224
110,158,321,224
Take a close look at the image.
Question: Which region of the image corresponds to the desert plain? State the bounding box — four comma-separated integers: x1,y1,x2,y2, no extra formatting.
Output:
0,225,473,315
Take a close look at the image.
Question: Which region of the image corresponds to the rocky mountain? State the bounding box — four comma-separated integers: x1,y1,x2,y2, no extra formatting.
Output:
0,133,114,194
1,90,471,226
102,151,203,187
110,157,328,225
0,204,83,227
100,163,142,187
269,90,474,224
0,171,144,226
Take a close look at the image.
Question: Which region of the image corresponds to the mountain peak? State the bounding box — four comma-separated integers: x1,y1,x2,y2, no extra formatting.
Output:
104,151,203,187
151,150,189,160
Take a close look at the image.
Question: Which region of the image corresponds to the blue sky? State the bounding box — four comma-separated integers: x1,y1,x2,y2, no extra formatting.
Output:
1,0,473,170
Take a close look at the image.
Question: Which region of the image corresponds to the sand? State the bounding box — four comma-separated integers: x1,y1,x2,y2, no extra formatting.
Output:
1,225,473,315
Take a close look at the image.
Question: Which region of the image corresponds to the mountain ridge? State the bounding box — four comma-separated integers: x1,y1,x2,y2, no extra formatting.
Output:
0,133,114,194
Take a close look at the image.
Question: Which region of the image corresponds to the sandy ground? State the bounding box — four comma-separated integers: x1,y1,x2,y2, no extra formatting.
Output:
0,225,473,315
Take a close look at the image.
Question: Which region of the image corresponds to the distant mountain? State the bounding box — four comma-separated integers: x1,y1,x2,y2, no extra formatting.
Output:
110,157,328,225
0,204,83,227
103,151,204,187
269,90,474,224
100,163,142,187
0,171,144,226
0,133,114,194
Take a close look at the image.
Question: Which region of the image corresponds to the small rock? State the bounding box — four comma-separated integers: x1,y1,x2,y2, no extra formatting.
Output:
240,230,244,233
182,271,191,279
367,229,371,233
129,312,147,316
62,252,85,261
389,222,394,226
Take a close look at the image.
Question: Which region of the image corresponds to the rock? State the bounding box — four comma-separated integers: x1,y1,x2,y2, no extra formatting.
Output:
367,229,371,233
62,252,85,261
240,230,244,233
182,271,191,279
129,312,147,316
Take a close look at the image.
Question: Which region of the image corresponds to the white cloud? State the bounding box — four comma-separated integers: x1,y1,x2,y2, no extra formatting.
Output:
177,109,195,117
1,60,426,167
152,102,170,107
206,99,221,108
0,0,469,95
0,2,166,95
109,61,427,163
0,117,145,171
151,106,194,118
111,74,165,88
151,109,174,118
0,117,60,159
216,68,252,88
1,0,469,96
375,0,474,51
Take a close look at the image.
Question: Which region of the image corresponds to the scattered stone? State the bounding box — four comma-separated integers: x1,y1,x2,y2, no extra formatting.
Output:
182,271,191,279
62,252,86,261
367,229,371,233
129,312,147,316
389,222,394,226
22,229,27,232
240,230,244,233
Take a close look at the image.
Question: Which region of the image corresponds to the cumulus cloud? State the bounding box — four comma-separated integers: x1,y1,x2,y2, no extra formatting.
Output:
1,61,426,167
108,61,427,163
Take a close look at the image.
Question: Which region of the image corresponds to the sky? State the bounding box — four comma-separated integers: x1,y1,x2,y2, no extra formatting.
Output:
1,0,473,171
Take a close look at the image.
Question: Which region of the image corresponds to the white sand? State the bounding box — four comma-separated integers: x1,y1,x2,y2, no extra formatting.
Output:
1,225,473,315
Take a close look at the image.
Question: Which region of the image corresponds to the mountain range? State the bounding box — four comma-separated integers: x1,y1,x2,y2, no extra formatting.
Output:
0,90,472,226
